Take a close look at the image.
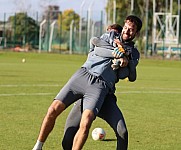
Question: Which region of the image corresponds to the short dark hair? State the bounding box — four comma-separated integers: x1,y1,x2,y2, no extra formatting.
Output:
125,15,142,32
107,24,123,33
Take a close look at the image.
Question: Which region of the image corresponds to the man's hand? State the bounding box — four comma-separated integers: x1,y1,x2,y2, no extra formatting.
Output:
119,56,128,67
114,39,123,47
111,56,128,70
112,47,125,58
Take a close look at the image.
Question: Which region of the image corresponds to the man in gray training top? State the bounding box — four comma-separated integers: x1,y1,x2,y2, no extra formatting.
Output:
62,15,142,150
32,17,137,150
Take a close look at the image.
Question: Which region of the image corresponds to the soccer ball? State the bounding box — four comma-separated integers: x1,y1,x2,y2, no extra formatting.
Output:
91,127,106,141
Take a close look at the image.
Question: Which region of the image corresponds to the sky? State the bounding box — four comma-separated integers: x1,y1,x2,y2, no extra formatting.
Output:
0,0,108,21
0,0,108,14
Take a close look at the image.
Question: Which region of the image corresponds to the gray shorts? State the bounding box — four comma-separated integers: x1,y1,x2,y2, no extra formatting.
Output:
55,67,109,116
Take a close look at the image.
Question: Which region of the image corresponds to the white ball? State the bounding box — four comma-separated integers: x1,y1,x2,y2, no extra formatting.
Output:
91,127,106,141
22,58,26,63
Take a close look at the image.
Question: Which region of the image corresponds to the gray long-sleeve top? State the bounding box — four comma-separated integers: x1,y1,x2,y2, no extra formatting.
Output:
82,38,140,92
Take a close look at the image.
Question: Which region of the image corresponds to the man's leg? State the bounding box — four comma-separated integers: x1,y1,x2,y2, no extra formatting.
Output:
62,100,82,150
98,94,128,150
62,94,128,150
72,109,95,150
33,100,65,150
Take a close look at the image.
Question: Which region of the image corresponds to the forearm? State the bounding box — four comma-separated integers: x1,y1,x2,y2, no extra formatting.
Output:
127,60,137,82
94,47,114,58
92,37,114,49
92,37,115,58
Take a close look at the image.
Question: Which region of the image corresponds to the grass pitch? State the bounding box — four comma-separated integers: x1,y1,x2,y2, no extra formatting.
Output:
0,51,181,150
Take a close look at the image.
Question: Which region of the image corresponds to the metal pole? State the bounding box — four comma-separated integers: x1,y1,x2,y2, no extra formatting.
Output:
178,0,180,15
79,0,86,50
145,0,149,57
59,12,62,52
107,6,111,25
170,0,173,14
131,0,134,14
49,20,56,52
39,19,46,53
35,11,39,47
178,0,180,60
3,13,6,48
100,11,103,35
113,0,116,23
166,0,168,13
152,0,156,55
87,0,94,48
91,22,95,37
69,20,74,54
13,13,16,48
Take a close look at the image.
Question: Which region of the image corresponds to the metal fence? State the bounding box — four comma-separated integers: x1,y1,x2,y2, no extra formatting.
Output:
0,10,180,60
0,10,107,54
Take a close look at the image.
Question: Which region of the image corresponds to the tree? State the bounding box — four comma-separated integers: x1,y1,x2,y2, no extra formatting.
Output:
8,12,39,46
58,9,80,31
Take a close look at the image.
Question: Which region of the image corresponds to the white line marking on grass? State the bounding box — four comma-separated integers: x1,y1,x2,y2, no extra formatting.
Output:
0,93,53,97
116,86,181,91
1,84,180,92
1,91,181,97
0,84,61,87
116,91,181,94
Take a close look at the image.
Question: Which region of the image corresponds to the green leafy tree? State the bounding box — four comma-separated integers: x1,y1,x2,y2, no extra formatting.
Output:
58,9,80,31
8,12,39,46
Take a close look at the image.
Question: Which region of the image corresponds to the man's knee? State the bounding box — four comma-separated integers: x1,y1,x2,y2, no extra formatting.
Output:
79,109,95,133
47,100,65,119
117,120,128,139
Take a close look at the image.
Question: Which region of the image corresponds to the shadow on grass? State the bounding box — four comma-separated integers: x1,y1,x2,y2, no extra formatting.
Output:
103,139,116,142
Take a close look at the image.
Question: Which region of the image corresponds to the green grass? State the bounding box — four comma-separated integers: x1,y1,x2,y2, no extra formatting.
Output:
0,51,181,150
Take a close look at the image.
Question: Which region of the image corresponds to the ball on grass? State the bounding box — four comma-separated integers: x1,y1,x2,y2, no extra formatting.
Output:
91,127,106,141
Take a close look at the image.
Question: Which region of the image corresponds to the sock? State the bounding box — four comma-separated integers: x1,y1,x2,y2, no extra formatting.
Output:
32,140,44,150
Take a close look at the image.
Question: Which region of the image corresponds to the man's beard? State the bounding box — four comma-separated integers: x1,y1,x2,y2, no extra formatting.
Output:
121,33,136,42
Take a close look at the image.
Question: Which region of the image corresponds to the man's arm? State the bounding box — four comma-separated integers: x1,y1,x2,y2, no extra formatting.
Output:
94,47,114,58
92,37,128,59
127,60,137,82
117,48,140,82
90,37,115,58
116,60,136,82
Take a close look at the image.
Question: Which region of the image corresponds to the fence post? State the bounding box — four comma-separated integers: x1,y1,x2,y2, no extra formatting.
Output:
144,0,149,57
13,13,16,48
3,13,6,48
39,19,46,53
69,20,74,54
